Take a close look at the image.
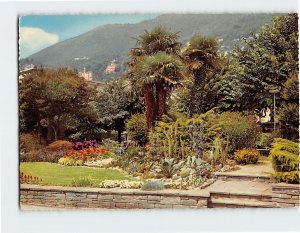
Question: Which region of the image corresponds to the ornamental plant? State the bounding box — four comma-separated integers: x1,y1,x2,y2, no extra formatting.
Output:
73,140,99,150
58,147,111,166
234,148,259,165
20,172,42,184
270,138,299,184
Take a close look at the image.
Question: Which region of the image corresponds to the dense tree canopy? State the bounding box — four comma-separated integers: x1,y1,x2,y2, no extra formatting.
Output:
19,67,97,142
233,13,298,112
94,78,143,142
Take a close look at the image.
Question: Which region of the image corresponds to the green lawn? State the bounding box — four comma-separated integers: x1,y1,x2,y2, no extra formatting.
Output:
20,162,130,186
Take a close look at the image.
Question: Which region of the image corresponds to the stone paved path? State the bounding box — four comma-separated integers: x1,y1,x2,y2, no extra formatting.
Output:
206,179,272,195
227,159,273,176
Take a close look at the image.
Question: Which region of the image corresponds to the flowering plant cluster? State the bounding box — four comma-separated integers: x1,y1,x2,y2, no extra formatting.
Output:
73,140,98,150
64,147,109,162
20,172,42,184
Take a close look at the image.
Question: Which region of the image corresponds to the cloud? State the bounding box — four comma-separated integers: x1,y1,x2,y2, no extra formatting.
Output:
19,27,59,58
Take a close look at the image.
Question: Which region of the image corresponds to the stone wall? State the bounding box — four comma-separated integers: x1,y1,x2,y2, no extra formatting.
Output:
272,183,300,207
20,184,209,209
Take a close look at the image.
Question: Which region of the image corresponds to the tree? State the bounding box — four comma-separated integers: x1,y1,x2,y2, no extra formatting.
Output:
127,26,183,128
233,13,298,112
95,78,143,142
133,52,186,126
278,72,299,140
19,67,96,142
176,36,222,115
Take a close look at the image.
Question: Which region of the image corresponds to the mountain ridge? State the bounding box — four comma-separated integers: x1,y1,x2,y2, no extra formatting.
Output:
21,13,280,81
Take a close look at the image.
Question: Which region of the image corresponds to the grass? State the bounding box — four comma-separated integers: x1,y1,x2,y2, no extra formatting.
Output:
20,162,131,187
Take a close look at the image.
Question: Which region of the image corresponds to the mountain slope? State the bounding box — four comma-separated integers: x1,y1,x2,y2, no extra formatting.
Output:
22,14,279,81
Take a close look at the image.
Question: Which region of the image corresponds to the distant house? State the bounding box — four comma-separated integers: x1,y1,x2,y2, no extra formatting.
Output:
19,64,36,81
105,60,117,74
79,67,93,81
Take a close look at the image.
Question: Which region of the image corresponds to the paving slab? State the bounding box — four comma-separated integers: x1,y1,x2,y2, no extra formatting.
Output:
205,180,272,196
226,160,273,176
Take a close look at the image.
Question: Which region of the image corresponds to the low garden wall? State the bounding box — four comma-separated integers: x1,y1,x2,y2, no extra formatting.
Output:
272,183,300,207
20,184,209,209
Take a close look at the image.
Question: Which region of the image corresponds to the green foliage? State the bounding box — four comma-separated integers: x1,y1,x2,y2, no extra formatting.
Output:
205,136,228,165
149,115,203,159
178,36,222,115
234,148,260,164
19,67,98,142
125,114,148,145
219,112,261,154
141,180,164,190
270,138,299,184
233,13,298,111
101,139,120,154
20,133,44,153
271,171,299,184
58,157,84,166
71,176,95,187
20,147,69,163
256,132,281,149
95,77,144,142
278,72,299,140
161,158,184,178
127,27,186,128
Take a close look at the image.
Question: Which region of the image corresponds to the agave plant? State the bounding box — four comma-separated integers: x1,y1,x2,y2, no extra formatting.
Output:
161,158,184,178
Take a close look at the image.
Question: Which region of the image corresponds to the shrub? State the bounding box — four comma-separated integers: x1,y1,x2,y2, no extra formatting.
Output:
256,132,281,149
73,140,98,150
125,114,148,145
102,139,120,154
270,138,299,184
71,177,95,187
148,116,200,159
234,148,259,164
99,180,143,189
141,180,164,190
219,112,261,155
47,140,73,151
161,158,184,178
20,148,68,163
20,133,43,153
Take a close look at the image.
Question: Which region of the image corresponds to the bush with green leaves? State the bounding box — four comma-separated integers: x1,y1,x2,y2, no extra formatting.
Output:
270,138,299,184
219,112,261,155
71,176,95,187
234,148,260,165
149,115,205,159
20,133,44,153
161,158,184,178
58,157,84,166
141,180,164,191
101,139,120,154
125,114,148,145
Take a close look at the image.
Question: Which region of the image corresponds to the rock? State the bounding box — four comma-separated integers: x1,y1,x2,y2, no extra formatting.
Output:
220,165,230,172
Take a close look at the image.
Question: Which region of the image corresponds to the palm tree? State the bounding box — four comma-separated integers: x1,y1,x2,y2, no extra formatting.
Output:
126,26,183,128
134,52,186,126
182,36,221,114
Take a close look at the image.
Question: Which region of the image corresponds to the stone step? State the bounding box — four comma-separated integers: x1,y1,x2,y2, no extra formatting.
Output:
210,190,272,202
215,172,271,182
209,197,275,208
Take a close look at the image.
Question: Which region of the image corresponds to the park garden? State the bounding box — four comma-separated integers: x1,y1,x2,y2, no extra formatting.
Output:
19,14,299,192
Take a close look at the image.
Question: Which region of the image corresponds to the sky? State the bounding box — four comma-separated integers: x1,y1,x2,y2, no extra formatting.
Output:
19,14,159,58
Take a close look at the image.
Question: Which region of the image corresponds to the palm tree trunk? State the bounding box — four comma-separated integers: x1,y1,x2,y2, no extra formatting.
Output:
157,81,167,120
144,84,157,128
